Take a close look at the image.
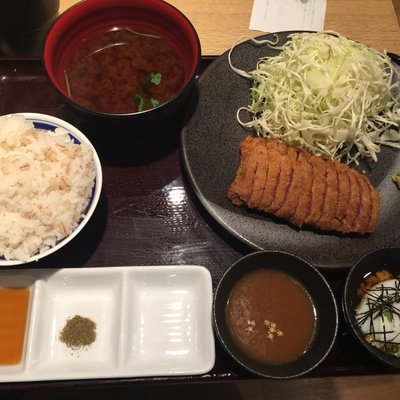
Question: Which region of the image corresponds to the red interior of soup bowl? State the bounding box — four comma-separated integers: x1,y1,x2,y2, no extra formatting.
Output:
43,0,201,107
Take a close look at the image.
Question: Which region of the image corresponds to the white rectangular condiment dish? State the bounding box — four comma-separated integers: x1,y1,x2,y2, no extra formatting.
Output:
0,265,215,382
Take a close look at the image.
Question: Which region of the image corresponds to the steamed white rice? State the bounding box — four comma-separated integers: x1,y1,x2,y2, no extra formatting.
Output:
0,114,95,262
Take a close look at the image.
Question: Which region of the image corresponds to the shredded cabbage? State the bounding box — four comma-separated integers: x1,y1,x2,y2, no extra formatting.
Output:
229,31,400,164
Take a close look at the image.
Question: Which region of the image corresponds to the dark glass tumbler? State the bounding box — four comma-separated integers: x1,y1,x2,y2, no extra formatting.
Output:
0,0,60,56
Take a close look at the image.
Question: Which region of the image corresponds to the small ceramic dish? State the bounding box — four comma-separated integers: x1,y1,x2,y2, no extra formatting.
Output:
214,250,338,379
0,265,215,381
0,112,102,266
342,247,400,369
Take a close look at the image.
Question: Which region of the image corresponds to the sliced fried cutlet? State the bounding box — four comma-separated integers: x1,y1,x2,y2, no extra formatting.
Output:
247,139,269,209
289,149,313,227
275,150,306,221
352,171,373,233
316,160,340,231
268,146,298,214
342,168,361,230
334,163,352,233
274,140,288,155
228,136,380,235
258,140,287,212
304,156,328,227
227,136,260,206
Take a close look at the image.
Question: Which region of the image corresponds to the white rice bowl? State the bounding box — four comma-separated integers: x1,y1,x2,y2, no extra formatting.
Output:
0,113,102,265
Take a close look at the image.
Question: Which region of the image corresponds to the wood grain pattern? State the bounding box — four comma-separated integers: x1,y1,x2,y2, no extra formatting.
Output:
260,374,400,400
5,376,400,400
59,0,400,55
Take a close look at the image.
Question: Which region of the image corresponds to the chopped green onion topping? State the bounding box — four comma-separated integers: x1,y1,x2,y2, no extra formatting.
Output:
150,99,160,108
133,72,162,111
150,72,162,86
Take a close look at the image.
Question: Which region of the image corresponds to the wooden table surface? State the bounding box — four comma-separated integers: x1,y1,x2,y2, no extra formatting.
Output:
59,0,400,56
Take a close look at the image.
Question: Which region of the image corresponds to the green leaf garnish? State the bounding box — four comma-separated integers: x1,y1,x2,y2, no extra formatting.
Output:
149,72,162,86
150,98,160,108
384,308,394,322
387,343,400,355
133,73,162,111
134,95,145,112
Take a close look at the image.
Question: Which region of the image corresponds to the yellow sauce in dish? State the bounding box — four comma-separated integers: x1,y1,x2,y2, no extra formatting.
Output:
0,287,30,365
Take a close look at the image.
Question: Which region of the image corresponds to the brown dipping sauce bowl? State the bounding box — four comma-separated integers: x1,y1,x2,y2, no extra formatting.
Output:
213,251,338,379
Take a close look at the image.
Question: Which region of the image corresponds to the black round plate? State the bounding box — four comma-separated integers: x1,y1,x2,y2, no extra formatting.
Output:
181,31,400,269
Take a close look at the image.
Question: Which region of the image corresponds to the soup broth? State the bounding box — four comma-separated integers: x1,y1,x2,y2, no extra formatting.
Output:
64,27,185,114
225,269,316,365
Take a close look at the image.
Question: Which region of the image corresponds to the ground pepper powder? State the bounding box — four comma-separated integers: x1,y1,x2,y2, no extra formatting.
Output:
59,315,97,350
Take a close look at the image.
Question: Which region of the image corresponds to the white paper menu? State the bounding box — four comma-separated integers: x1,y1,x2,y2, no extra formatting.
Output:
249,0,326,32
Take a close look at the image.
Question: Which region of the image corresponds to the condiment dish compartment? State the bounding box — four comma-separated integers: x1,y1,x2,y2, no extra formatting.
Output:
123,266,215,375
27,269,124,375
0,272,36,375
0,265,215,382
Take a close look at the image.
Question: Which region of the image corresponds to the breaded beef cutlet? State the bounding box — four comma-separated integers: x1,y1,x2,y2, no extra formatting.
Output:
227,136,380,234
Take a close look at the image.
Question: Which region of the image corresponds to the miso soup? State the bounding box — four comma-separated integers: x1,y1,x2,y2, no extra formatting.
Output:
64,27,185,114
